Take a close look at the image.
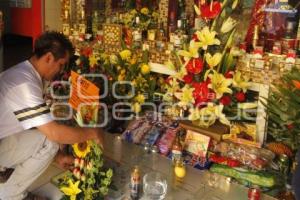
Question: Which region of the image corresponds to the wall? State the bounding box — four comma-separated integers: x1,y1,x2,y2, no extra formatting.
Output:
0,0,11,34
44,0,62,32
11,0,43,42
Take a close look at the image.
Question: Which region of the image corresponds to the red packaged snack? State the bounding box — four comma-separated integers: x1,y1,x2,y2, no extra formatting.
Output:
157,127,179,156
209,154,241,168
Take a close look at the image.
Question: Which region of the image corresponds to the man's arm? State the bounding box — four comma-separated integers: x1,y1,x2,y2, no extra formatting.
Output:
37,121,104,145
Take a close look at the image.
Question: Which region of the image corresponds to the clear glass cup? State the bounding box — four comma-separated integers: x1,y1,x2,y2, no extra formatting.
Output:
143,172,167,200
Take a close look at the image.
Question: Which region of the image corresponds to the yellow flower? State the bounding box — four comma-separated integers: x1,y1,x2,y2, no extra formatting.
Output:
208,72,232,99
205,53,222,69
118,74,125,81
120,69,126,75
175,85,195,109
130,57,137,65
141,7,149,15
89,54,99,67
60,180,82,200
232,71,250,93
72,140,92,158
178,40,200,61
109,54,119,64
135,94,145,103
195,27,220,50
120,50,132,61
141,64,150,75
130,9,137,15
189,103,230,127
166,78,180,95
221,17,238,33
132,102,141,113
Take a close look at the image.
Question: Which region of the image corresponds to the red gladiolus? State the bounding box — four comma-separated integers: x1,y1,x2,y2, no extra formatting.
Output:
183,73,194,84
235,92,246,102
200,1,222,19
193,82,210,106
192,34,199,42
220,95,232,106
81,47,93,57
186,58,204,74
225,71,234,79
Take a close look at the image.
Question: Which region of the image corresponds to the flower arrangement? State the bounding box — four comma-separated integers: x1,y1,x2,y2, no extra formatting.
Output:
101,49,165,114
163,0,251,127
122,7,159,31
58,105,113,200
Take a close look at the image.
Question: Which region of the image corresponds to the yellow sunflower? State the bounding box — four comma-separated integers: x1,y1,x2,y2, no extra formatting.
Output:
72,140,92,158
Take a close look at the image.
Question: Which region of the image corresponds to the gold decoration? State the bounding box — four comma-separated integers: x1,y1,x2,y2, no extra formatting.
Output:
103,24,122,52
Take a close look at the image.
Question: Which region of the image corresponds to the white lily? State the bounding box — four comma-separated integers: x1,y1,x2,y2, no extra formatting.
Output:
221,17,238,33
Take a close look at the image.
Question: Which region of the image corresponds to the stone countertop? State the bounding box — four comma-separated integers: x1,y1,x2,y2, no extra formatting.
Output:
103,133,278,200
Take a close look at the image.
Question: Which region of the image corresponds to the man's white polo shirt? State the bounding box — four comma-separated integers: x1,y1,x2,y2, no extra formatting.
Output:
0,60,53,139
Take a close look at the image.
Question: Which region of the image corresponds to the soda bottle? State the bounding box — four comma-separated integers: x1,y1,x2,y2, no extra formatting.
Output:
130,166,141,200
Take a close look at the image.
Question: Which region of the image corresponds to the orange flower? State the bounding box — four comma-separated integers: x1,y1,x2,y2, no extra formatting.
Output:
292,80,300,89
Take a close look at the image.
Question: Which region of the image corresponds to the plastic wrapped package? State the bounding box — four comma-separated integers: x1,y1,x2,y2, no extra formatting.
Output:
210,141,275,170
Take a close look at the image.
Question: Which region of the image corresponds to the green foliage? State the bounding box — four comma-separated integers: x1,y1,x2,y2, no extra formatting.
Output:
266,68,300,151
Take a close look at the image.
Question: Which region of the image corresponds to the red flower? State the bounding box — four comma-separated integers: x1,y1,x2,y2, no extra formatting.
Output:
192,82,210,106
200,1,222,19
220,95,231,106
225,71,234,79
235,92,246,102
183,73,194,84
192,34,199,42
186,58,204,74
81,47,93,57
287,123,294,130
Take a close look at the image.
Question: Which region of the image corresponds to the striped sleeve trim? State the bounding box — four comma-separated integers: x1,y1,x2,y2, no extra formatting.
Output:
13,103,50,122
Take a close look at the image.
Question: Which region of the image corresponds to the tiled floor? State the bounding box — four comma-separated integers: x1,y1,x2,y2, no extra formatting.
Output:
29,164,64,199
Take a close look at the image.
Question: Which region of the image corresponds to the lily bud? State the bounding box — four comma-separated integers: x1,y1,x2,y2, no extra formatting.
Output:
74,158,80,168
81,174,86,182
73,168,81,179
79,159,85,170
86,161,93,170
221,17,237,33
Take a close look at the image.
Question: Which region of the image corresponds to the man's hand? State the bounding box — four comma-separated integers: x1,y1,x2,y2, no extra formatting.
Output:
54,151,74,170
90,128,104,150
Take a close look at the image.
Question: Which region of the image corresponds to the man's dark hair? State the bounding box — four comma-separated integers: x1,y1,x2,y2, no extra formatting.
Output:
33,31,74,60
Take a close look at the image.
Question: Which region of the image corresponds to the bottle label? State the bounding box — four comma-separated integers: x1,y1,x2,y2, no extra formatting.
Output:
172,149,182,162
174,36,182,47
133,31,142,41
